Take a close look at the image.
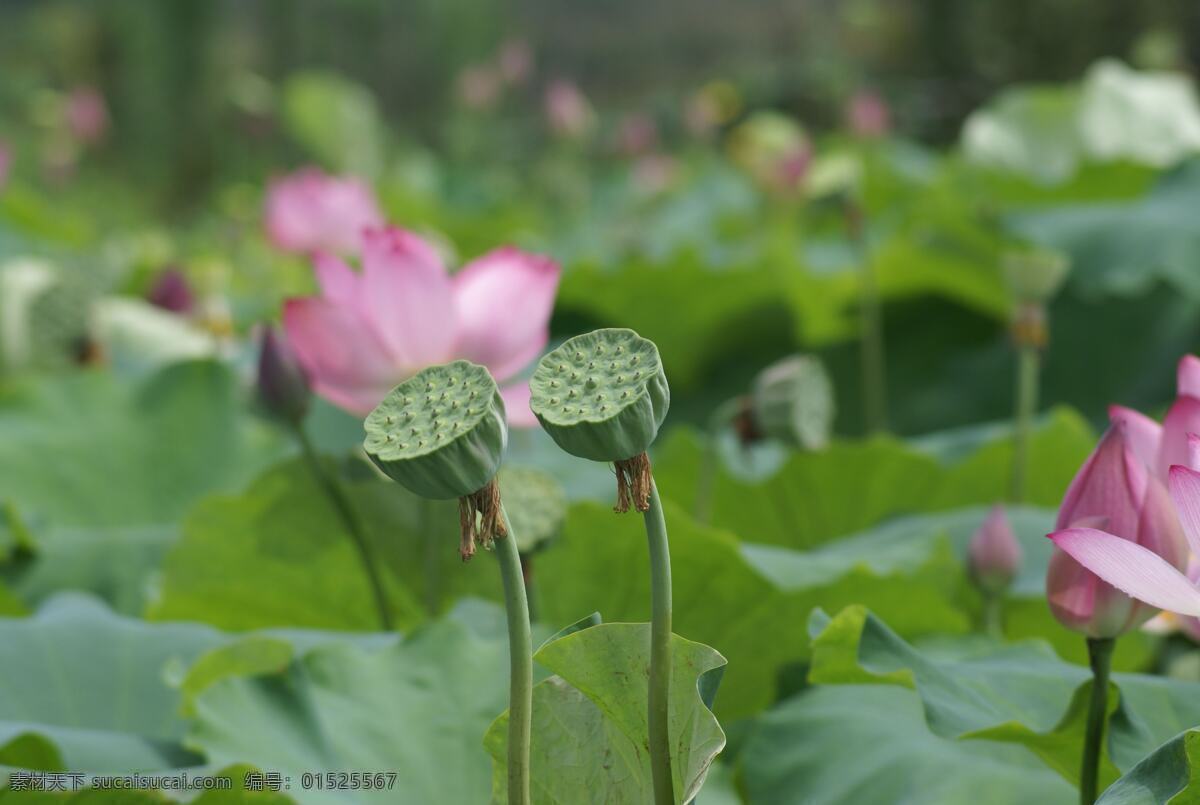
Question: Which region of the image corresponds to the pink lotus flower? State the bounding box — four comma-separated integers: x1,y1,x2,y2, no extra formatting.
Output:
65,86,109,144
968,504,1022,593
0,141,10,190
845,90,890,139
497,39,533,86
265,168,384,257
283,227,560,426
1108,354,1200,480
544,79,595,139
1045,412,1190,637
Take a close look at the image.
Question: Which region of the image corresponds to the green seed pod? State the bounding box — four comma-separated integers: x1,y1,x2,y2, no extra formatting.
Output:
1003,249,1070,304
529,328,669,463
363,360,507,501
749,355,834,450
498,467,567,554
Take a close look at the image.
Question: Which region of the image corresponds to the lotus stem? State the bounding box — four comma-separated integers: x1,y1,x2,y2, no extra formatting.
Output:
294,426,392,631
1080,637,1114,804
643,480,675,805
497,505,533,805
1011,343,1040,503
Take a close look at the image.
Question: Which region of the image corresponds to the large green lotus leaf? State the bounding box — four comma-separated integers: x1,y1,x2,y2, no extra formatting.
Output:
483,624,726,803
1097,729,1200,805
186,614,512,805
742,504,1154,672
0,360,286,528
961,84,1084,184
2,523,171,615
652,408,1091,550
1008,160,1200,301
0,594,223,772
535,500,968,720
147,457,501,632
555,255,791,390
808,606,1200,788
740,685,1075,804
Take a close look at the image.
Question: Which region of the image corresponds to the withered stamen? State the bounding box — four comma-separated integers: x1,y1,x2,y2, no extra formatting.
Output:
613,452,653,514
457,477,507,562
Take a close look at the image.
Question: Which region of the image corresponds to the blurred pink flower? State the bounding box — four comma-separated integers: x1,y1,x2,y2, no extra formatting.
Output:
0,141,10,190
283,227,560,426
498,39,533,85
1045,411,1190,637
66,87,109,144
265,168,384,257
457,64,503,110
968,504,1022,593
544,79,595,139
845,90,890,139
616,113,659,156
146,268,195,314
632,154,678,195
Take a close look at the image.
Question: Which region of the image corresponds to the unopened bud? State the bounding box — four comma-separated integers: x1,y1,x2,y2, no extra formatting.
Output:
257,326,311,426
146,268,194,314
968,505,1022,594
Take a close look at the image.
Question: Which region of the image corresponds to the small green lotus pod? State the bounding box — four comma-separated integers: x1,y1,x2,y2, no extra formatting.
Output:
364,361,509,560
498,467,567,554
749,355,834,450
364,361,507,499
1003,249,1070,304
530,328,669,512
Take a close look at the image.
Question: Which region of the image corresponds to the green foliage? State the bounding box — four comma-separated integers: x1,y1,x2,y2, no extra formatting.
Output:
807,607,1200,790
282,72,385,179
484,624,726,803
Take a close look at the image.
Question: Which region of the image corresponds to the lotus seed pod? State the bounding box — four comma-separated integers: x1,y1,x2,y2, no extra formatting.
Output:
749,354,834,450
1003,249,1070,304
363,360,508,501
529,328,669,463
498,467,567,553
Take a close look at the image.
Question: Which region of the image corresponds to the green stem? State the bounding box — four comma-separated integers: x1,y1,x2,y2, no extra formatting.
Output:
497,506,533,805
643,481,675,805
520,552,540,624
294,427,393,631
419,497,440,616
1011,345,1041,504
982,592,1004,639
1081,637,1115,804
847,203,887,433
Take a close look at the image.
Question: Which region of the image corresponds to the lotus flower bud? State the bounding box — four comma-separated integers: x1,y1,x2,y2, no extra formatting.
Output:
530,328,669,512
256,326,311,426
968,505,1022,594
364,361,509,559
1046,419,1190,638
146,268,195,314
1003,249,1070,305
747,354,834,450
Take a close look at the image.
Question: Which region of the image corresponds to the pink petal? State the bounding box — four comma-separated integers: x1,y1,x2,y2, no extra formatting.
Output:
360,227,456,370
1049,527,1200,617
312,251,360,306
1190,434,1200,470
282,298,397,414
1108,405,1162,478
1056,422,1146,540
1169,465,1200,559
1137,475,1190,568
500,381,537,428
1159,396,1200,480
1179,355,1200,398
452,247,560,382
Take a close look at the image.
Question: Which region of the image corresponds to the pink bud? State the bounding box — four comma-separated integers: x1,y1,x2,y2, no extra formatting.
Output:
65,87,109,145
497,39,532,85
845,90,890,139
544,79,595,139
968,505,1022,593
1161,354,1200,478
1047,420,1190,637
264,168,383,257
257,326,312,426
146,269,195,315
